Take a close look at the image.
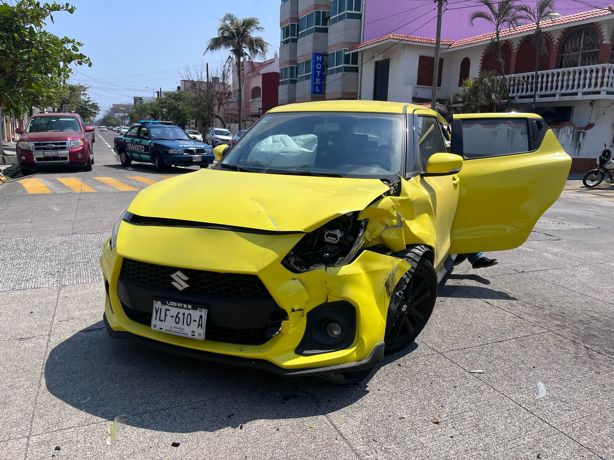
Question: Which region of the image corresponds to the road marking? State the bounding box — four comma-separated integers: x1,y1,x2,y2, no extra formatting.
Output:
18,178,51,194
56,178,96,193
94,177,138,191
100,136,116,155
128,175,158,185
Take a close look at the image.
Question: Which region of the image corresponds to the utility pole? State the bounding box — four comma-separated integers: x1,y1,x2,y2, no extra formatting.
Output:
206,62,212,130
431,0,445,110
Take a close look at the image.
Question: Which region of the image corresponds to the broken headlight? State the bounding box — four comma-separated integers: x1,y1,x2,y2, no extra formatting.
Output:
282,213,367,273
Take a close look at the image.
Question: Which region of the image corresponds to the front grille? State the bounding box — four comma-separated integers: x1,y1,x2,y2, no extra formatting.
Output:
120,258,269,299
117,258,286,345
184,148,206,154
32,141,68,151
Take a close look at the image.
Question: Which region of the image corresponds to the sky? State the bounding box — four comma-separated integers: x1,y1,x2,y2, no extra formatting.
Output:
45,0,613,116
45,0,280,116
364,0,614,41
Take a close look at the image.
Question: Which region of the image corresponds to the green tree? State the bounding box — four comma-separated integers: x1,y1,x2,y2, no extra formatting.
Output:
129,101,160,123
56,84,99,120
469,0,524,76
99,113,120,127
450,72,509,113
206,14,268,130
0,0,91,116
159,91,193,128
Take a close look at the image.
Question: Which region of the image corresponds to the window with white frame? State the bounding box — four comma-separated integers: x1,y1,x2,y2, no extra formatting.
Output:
280,65,297,84
281,23,298,45
297,59,312,81
298,10,329,37
327,49,359,74
330,0,362,24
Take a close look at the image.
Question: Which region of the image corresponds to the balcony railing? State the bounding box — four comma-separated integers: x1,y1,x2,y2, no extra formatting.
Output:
504,64,614,101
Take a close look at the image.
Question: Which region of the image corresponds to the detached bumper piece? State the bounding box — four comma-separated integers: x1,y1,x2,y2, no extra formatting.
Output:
104,313,384,377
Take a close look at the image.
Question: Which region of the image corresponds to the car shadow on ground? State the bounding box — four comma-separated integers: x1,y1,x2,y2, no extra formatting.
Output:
438,275,516,301
44,323,420,433
100,163,199,174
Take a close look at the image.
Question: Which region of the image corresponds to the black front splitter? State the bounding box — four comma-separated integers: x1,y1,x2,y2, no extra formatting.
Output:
103,314,384,378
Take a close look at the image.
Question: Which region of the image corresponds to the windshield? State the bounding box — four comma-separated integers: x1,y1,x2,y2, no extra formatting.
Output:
27,116,80,133
149,126,191,140
187,130,199,135
215,129,231,136
220,112,404,178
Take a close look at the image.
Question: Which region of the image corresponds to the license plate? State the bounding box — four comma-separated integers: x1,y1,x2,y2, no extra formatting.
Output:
151,299,207,340
192,155,202,162
43,151,58,159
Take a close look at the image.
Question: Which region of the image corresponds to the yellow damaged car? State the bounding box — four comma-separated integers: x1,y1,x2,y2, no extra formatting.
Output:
100,101,570,382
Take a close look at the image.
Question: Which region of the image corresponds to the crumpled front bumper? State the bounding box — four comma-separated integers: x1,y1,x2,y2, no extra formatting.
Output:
100,222,412,375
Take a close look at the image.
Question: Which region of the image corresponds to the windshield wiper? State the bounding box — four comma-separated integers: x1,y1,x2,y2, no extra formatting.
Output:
262,169,344,177
217,163,258,172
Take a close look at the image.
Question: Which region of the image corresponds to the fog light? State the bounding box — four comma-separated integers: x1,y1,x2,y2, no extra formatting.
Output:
326,322,342,339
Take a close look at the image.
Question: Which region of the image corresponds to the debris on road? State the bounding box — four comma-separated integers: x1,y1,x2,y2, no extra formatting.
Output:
431,416,441,425
171,442,181,447
106,416,126,445
536,382,547,399
468,369,484,374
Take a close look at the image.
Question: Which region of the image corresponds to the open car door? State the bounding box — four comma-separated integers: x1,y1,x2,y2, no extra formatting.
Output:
449,113,571,254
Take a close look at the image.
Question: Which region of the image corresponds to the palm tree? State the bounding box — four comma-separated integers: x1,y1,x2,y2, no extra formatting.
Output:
469,0,525,77
206,14,268,130
517,0,559,108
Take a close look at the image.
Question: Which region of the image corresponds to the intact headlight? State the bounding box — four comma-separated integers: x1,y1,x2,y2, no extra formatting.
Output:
17,141,33,150
168,148,183,154
68,139,84,149
282,213,367,273
109,208,129,250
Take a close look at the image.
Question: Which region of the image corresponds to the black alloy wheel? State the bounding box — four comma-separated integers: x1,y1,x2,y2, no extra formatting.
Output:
384,248,437,354
120,151,131,167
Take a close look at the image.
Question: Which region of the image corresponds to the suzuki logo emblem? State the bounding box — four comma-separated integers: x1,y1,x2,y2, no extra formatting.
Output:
170,270,190,291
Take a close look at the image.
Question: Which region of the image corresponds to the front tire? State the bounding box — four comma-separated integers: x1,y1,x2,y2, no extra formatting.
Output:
154,153,165,172
119,151,131,167
384,247,437,354
583,169,604,188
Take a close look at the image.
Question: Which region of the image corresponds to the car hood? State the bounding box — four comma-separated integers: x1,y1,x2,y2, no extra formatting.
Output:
21,132,81,141
128,169,389,232
154,139,211,150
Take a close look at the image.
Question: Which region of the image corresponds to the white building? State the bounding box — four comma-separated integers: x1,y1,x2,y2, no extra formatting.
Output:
356,8,614,171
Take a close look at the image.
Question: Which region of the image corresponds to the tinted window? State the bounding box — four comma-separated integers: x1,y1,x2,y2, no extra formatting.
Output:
149,126,190,140
221,112,404,178
416,116,446,168
28,116,80,133
126,127,139,137
461,119,529,157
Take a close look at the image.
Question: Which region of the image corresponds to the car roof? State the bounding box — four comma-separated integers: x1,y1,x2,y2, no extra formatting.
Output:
268,100,437,115
454,112,542,120
32,113,80,118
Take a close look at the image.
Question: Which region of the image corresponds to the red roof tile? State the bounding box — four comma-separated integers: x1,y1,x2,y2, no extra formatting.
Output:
353,7,614,51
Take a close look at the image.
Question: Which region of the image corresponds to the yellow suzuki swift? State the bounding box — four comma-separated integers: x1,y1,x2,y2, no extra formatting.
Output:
100,101,570,382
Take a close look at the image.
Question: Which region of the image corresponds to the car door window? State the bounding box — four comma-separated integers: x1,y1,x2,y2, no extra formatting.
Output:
139,127,149,139
126,127,139,138
416,116,446,169
460,119,530,158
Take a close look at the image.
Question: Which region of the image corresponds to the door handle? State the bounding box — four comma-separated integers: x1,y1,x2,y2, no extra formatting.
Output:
452,176,459,188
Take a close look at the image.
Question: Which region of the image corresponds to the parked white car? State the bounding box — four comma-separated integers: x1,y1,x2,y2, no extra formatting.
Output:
185,129,204,142
206,128,232,147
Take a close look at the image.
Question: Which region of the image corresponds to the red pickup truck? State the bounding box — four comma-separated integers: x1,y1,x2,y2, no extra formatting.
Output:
16,113,95,172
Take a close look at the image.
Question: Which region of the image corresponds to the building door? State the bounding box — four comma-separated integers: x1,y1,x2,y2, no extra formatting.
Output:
373,59,390,101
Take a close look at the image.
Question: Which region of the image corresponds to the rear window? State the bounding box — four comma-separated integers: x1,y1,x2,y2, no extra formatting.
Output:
28,116,80,133
460,119,529,158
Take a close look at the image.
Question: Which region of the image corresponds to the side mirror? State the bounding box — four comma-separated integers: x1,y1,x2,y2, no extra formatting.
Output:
85,125,94,132
213,144,229,161
423,153,463,176
15,127,23,135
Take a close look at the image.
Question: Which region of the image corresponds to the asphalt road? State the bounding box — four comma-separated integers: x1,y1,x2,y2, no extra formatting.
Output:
0,137,612,459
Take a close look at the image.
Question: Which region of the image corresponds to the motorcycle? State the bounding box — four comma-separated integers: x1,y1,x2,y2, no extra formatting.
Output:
583,144,614,188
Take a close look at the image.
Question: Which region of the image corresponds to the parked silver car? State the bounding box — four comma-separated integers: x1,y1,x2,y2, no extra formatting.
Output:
206,128,232,146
